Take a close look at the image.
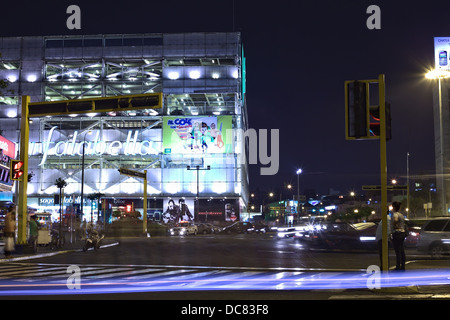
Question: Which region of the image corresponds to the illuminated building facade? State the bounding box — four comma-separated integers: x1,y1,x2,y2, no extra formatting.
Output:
0,32,248,223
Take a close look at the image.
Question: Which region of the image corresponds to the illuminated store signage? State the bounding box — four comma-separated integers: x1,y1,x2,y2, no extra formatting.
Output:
0,135,16,159
31,127,161,166
163,116,233,154
435,37,450,71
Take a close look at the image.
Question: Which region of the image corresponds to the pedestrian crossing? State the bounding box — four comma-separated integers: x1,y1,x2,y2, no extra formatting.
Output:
0,262,448,296
0,262,362,289
0,262,381,295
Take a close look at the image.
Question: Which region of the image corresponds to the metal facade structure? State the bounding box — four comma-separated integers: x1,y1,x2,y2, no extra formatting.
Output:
0,32,249,220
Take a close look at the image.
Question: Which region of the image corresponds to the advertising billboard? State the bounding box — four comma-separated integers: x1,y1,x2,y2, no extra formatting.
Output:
160,198,240,224
434,37,450,71
198,198,240,223
0,135,16,192
163,116,233,154
162,198,196,224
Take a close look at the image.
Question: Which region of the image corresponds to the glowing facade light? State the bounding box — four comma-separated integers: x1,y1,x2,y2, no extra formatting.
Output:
7,110,17,118
27,74,37,82
168,71,180,80
7,75,17,83
189,70,201,80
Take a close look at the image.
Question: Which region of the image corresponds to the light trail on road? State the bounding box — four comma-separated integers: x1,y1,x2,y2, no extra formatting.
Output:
0,267,449,296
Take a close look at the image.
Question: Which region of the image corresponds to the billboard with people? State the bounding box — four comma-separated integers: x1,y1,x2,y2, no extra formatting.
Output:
161,198,240,224
162,116,233,154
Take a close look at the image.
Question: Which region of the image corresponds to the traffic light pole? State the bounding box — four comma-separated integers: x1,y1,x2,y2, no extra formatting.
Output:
17,96,30,245
378,74,389,272
345,75,389,272
143,170,148,235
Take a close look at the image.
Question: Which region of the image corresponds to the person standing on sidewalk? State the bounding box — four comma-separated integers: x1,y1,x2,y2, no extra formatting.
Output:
390,202,407,271
29,215,39,252
4,206,16,258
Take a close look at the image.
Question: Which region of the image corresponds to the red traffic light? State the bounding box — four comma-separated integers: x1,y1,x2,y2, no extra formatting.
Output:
10,160,24,181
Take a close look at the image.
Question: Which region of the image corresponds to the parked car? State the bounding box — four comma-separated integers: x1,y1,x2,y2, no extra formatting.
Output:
169,222,198,236
197,223,214,234
417,218,450,258
222,222,254,234
404,220,421,248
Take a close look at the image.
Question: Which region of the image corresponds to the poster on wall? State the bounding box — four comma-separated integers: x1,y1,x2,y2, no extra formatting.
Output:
162,198,195,224
163,116,233,154
435,37,450,71
198,198,240,223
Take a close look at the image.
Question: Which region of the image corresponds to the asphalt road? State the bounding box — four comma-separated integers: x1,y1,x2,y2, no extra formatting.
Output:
30,233,383,270
2,233,449,302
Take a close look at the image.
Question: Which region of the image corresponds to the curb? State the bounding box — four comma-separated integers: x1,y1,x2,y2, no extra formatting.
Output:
0,241,119,263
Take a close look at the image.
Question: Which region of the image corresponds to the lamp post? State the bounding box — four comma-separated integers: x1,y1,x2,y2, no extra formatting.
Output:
426,69,450,216
296,169,302,216
80,130,92,222
407,152,410,218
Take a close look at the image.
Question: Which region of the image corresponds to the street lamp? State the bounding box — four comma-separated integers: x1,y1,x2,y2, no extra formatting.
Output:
80,130,92,222
296,169,302,216
426,69,450,216
407,152,410,218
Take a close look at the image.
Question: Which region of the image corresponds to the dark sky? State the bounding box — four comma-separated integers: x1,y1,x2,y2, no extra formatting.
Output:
1,0,448,195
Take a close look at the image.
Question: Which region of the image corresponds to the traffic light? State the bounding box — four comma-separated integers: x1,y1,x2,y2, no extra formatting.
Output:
126,204,132,213
345,80,391,141
345,80,369,140
368,103,392,141
10,160,24,181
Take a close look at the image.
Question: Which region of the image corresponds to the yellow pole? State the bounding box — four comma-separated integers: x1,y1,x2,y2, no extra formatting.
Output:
17,96,30,245
378,75,389,272
143,170,148,235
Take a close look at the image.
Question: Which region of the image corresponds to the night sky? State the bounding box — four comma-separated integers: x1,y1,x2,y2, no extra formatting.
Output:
1,0,449,196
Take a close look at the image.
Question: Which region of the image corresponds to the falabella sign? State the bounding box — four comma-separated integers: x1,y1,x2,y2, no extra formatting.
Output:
31,127,161,166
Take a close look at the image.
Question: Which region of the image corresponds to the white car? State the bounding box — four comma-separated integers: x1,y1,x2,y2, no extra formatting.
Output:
169,223,198,236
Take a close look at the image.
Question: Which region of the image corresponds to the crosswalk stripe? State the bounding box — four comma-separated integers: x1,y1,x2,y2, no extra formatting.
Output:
123,269,195,280
92,268,167,279
47,267,104,279
0,266,52,278
9,267,81,278
79,267,134,278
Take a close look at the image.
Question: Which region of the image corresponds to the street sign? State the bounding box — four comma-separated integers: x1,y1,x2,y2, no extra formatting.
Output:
362,185,408,191
119,168,146,179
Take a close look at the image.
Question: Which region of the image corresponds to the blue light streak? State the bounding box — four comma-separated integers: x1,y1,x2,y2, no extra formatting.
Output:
0,269,449,296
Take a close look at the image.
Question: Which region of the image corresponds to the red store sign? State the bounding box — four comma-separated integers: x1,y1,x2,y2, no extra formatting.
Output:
0,135,16,159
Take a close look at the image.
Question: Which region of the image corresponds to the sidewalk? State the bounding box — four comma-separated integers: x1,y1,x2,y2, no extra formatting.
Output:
0,238,119,262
